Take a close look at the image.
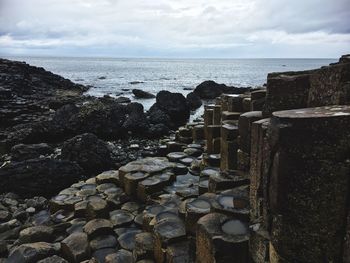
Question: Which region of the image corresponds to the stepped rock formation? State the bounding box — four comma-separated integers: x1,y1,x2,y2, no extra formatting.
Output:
0,55,350,262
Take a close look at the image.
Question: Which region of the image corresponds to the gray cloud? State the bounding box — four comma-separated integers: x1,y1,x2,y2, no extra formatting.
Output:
0,0,349,57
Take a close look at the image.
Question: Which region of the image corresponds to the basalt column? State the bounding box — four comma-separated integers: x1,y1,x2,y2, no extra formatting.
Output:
249,118,271,263
237,111,263,173
220,121,239,172
266,105,350,262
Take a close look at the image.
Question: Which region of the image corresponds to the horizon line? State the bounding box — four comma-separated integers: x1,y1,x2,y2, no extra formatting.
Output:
0,54,338,60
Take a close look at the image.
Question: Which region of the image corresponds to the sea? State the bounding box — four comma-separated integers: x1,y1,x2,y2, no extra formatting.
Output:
1,56,336,112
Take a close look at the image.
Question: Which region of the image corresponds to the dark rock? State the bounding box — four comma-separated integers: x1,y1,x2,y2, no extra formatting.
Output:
122,103,150,135
84,219,114,239
194,80,249,99
115,97,131,104
68,101,128,139
61,133,113,176
105,249,133,263
11,143,54,161
0,159,84,198
186,92,202,110
149,91,190,128
19,226,54,244
132,89,155,99
6,242,60,263
61,232,90,262
148,105,172,126
0,58,87,130
129,81,144,85
37,255,68,263
148,124,169,138
90,235,118,251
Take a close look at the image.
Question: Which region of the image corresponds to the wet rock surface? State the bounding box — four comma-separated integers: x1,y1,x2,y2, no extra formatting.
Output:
132,89,155,99
1,56,350,263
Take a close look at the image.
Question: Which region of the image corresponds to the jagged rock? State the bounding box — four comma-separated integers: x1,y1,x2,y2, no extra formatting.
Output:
132,89,155,99
186,92,202,110
0,159,84,198
0,58,87,130
61,232,90,262
148,105,172,127
68,100,128,139
6,242,61,263
61,133,113,176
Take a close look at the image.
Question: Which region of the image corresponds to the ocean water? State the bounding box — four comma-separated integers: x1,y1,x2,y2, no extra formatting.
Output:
2,56,336,111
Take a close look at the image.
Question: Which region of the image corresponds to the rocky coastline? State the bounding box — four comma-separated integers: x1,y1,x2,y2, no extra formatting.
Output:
0,55,349,262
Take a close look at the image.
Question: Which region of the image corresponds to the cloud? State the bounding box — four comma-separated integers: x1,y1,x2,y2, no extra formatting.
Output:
0,0,349,57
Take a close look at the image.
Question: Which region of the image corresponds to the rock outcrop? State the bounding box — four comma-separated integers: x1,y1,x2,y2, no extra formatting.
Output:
186,92,202,110
194,80,250,99
132,89,155,99
0,58,87,130
61,133,114,176
0,159,84,198
148,90,190,128
263,55,350,116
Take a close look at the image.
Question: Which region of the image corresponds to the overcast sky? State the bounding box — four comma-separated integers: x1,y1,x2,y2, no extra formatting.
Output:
0,0,349,58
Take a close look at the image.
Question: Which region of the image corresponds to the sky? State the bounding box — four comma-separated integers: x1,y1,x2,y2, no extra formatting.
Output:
0,0,349,58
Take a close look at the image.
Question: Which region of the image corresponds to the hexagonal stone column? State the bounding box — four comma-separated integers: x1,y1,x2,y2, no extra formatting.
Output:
267,105,350,262
196,213,249,263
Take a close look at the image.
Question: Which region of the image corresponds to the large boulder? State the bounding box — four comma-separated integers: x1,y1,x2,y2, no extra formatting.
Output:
149,91,190,128
61,133,113,176
0,159,84,198
194,80,250,99
122,103,150,136
132,89,155,99
186,92,202,110
68,101,128,139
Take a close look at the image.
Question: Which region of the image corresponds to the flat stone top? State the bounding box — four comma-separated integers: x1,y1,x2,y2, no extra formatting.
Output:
119,157,174,174
240,111,263,118
273,105,350,119
222,123,238,130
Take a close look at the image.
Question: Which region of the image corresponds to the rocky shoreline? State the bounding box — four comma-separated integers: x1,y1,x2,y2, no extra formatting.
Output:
0,55,349,262
0,58,250,197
